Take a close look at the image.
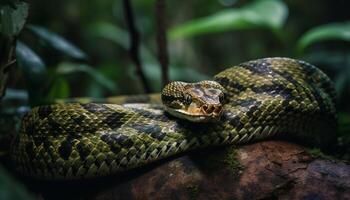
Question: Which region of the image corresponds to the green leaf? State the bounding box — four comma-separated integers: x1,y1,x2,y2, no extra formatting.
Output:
0,165,36,200
297,21,350,52
88,22,129,49
2,89,28,101
0,2,29,37
88,22,156,62
16,41,46,84
16,41,48,106
48,77,70,99
169,0,287,39
27,25,87,60
56,62,116,91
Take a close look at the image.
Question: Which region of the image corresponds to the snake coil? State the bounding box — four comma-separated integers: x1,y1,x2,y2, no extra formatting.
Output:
11,58,337,180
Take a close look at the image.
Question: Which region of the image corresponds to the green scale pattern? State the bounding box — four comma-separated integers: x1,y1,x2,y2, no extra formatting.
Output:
10,57,337,180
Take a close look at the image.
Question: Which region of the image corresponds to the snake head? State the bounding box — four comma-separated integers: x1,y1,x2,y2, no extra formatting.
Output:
161,80,226,122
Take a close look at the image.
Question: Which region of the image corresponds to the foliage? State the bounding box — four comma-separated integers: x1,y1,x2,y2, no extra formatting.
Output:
16,41,47,106
297,21,350,52
27,25,87,60
0,1,28,98
169,0,287,38
186,185,200,200
0,1,28,37
56,62,116,91
0,0,349,198
224,146,244,177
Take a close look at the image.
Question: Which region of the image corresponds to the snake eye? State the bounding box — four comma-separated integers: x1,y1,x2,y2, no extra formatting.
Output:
184,94,192,105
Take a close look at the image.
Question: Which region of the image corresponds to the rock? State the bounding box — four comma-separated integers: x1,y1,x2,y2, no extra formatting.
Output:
29,141,349,200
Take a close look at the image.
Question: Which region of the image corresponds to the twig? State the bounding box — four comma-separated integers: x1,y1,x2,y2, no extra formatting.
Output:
122,0,151,93
155,0,169,87
0,37,16,99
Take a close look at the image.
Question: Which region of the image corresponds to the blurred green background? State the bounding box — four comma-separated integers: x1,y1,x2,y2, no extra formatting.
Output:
3,0,350,102
0,0,349,198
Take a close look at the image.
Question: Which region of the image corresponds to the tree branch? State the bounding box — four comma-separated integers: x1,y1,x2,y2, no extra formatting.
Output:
122,0,151,93
0,35,17,99
155,0,169,87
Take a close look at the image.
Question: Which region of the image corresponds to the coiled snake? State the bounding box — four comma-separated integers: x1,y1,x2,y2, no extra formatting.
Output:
11,58,337,180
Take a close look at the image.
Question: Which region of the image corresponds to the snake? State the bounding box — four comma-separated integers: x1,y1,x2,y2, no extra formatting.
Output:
10,57,337,180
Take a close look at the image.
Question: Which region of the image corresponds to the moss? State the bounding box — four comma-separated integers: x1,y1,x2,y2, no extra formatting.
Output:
186,185,199,200
306,148,334,160
224,146,244,177
187,148,226,174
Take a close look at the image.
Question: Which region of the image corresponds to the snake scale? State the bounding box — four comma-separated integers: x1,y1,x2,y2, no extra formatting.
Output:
10,57,337,180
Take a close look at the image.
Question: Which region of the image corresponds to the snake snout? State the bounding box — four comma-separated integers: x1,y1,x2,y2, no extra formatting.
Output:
201,104,222,116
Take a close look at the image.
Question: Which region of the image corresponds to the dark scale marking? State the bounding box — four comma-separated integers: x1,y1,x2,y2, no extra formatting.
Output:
25,122,35,136
215,77,246,92
81,103,110,113
207,88,219,95
102,112,126,129
100,134,112,143
222,112,244,130
245,102,262,118
43,140,52,149
76,142,91,161
215,76,230,86
132,124,165,140
151,131,165,141
66,132,83,139
233,98,258,107
193,84,205,91
296,62,331,113
201,93,215,102
112,134,134,148
48,118,64,136
282,100,294,113
272,70,308,99
131,108,169,122
144,151,151,161
161,95,182,104
101,135,121,154
308,84,327,113
72,115,85,125
32,136,44,146
298,60,317,75
273,64,329,113
25,141,35,160
273,69,300,87
251,84,294,100
80,123,99,134
320,80,336,101
101,132,134,150
238,58,327,113
239,59,274,75
239,59,301,100
37,106,52,119
58,137,74,160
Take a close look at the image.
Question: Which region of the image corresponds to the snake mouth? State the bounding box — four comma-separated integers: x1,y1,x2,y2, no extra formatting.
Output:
201,104,223,116
164,104,223,123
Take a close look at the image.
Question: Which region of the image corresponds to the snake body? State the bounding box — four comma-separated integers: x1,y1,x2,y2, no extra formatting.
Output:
11,58,337,180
